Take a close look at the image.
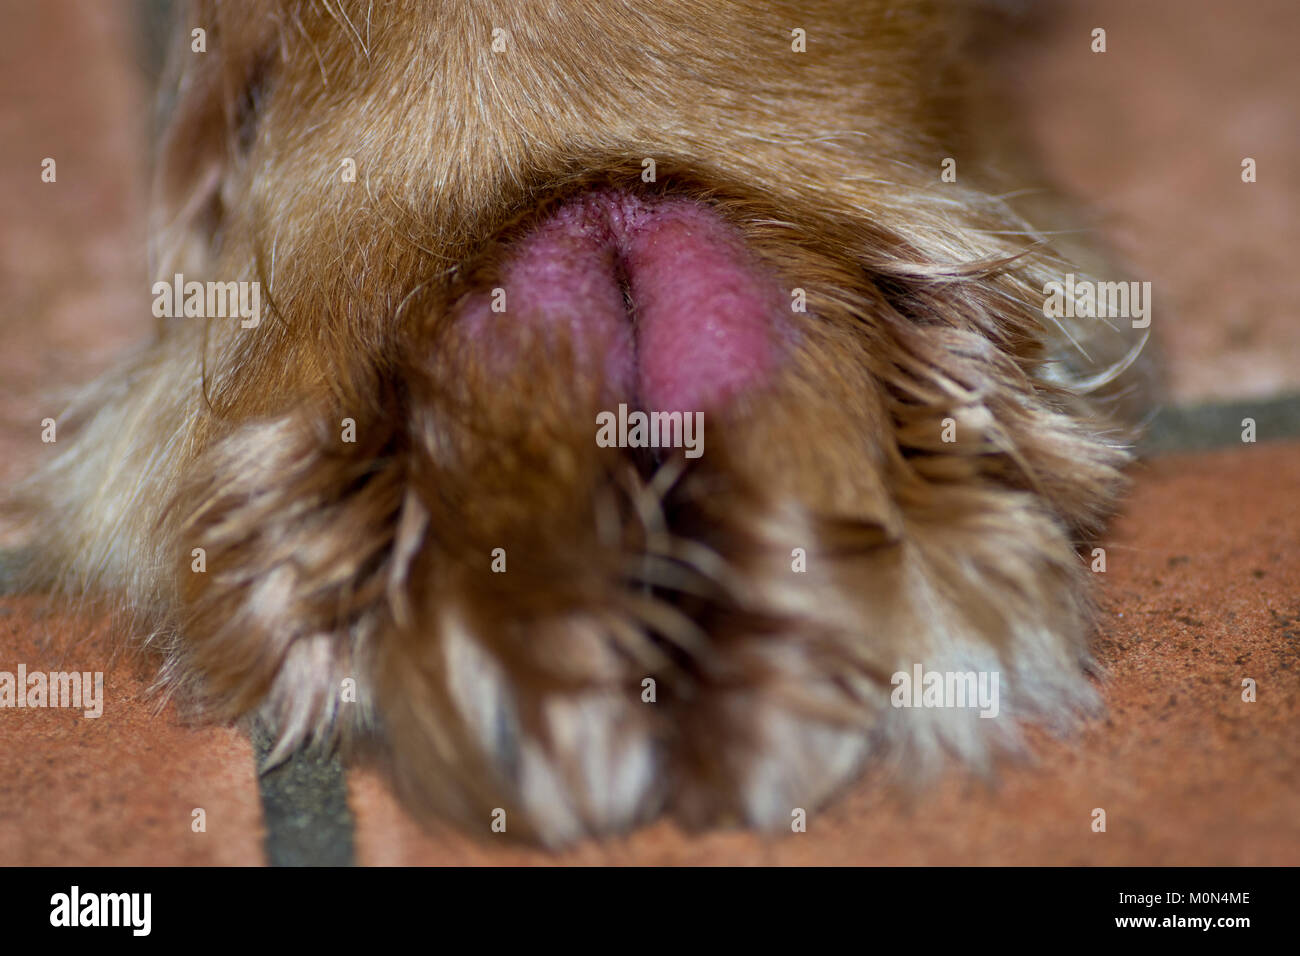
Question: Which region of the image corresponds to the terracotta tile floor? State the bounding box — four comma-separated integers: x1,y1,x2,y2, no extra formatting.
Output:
349,444,1300,865
1,0,1297,865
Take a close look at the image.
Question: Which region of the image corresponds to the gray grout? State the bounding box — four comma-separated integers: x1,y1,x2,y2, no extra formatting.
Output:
1140,392,1300,454
250,721,355,867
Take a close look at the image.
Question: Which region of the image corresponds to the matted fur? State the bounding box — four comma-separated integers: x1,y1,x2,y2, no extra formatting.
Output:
13,0,1154,844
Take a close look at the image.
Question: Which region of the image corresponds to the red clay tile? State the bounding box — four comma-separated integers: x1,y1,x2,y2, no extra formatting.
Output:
348,442,1300,865
1010,0,1300,403
0,598,265,865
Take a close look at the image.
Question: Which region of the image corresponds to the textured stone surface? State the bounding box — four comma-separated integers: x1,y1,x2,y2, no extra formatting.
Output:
345,442,1300,865
0,598,264,866
1010,0,1300,403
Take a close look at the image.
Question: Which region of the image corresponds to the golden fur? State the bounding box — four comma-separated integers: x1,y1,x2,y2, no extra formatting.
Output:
14,0,1154,843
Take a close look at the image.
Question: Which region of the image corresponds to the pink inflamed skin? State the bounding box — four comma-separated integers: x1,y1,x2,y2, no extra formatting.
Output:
458,189,793,413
